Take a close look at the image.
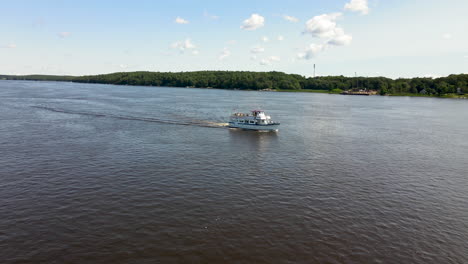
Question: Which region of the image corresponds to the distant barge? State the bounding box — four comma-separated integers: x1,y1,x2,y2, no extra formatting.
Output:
341,90,377,96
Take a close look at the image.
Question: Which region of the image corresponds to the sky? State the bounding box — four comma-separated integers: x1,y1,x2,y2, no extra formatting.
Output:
1,0,467,78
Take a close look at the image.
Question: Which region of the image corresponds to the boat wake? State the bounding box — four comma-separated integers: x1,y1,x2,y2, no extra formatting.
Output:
32,105,229,128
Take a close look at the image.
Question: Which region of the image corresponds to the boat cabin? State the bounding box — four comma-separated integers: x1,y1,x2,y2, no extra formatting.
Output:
228,109,280,131
231,110,272,125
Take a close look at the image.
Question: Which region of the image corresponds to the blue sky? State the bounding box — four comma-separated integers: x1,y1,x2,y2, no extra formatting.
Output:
1,0,467,78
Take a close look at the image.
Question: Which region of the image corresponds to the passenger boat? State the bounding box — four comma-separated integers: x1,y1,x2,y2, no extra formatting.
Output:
229,110,280,131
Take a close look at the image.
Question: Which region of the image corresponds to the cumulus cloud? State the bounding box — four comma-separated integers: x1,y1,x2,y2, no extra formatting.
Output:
344,0,369,15
219,47,230,60
2,43,17,49
269,56,280,62
192,50,199,55
327,28,352,46
304,13,342,38
260,56,280,65
203,10,219,20
58,32,71,38
175,17,189,24
297,44,326,60
423,74,442,79
277,35,284,41
241,14,265,30
283,15,299,23
303,13,352,46
250,46,265,54
260,59,269,65
261,36,269,42
442,33,452,39
171,38,197,53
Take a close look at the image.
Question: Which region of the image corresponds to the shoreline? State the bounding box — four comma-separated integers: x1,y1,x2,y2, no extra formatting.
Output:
274,88,467,99
2,79,466,99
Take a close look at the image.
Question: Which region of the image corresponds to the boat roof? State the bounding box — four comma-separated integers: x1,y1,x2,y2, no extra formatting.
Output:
251,110,264,113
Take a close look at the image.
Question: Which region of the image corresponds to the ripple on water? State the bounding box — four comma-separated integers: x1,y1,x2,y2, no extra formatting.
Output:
0,80,467,263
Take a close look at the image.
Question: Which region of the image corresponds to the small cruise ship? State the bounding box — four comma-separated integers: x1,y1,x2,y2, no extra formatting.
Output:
229,110,280,131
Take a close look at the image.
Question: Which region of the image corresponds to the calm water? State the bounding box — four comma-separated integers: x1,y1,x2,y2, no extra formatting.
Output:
1,80,467,263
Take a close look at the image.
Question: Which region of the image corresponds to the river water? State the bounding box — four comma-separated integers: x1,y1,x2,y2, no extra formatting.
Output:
1,80,467,263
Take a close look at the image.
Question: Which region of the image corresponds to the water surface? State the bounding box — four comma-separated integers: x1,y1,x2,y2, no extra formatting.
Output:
1,80,467,263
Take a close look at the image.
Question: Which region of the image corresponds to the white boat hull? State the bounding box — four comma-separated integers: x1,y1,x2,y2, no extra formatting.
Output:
228,122,279,131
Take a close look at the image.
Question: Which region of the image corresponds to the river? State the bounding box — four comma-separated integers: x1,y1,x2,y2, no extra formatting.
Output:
1,80,467,263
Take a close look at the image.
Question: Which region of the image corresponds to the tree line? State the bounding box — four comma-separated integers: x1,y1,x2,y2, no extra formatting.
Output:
2,71,467,96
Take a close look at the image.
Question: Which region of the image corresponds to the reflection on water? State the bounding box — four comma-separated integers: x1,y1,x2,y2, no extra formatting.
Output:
228,128,279,152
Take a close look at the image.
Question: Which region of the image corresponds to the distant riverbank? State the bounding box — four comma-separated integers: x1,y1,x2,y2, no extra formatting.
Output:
2,78,467,99
1,70,467,99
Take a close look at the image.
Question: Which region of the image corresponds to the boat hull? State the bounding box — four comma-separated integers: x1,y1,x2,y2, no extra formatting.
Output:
228,122,280,131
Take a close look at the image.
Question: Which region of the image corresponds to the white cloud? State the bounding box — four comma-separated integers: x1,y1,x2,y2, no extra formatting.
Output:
250,46,265,54
260,59,270,65
327,28,352,46
344,0,369,15
2,43,17,49
175,17,189,24
192,50,199,55
303,13,352,46
203,10,219,20
58,32,71,38
423,74,441,79
261,36,269,42
119,64,128,69
226,40,237,45
283,15,299,23
260,56,280,65
297,44,326,60
464,55,468,59
171,38,197,53
277,35,284,41
250,55,257,61
442,33,452,39
219,47,230,60
241,14,265,30
270,56,280,62
304,13,342,38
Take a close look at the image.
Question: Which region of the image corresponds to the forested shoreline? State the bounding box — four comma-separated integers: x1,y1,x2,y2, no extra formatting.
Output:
1,71,467,97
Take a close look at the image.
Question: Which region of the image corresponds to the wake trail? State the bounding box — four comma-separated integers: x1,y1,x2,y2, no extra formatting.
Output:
32,105,229,129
